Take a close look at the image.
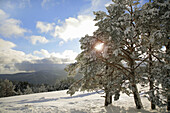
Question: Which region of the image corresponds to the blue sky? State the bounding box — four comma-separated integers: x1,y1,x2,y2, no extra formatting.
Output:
0,0,148,74
0,0,113,74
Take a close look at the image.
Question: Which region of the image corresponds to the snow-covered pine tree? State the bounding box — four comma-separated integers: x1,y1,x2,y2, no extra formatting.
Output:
65,0,149,109
136,0,170,110
23,85,33,94
17,89,23,95
166,41,170,111
157,0,170,110
65,43,124,106
38,84,47,92
92,0,146,109
0,79,15,97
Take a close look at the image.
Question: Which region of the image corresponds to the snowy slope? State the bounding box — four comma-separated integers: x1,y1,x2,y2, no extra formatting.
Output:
0,90,167,113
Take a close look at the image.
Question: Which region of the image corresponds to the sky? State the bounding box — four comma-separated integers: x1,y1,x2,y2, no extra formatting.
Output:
0,0,148,74
0,0,114,74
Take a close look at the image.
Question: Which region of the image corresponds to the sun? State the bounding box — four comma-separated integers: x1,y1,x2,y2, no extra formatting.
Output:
94,43,104,51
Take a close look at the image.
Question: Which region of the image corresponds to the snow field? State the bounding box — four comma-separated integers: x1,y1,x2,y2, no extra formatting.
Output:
0,90,167,113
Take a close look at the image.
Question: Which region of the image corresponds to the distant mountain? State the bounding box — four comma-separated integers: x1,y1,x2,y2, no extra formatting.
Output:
0,69,67,85
0,64,68,85
0,64,82,85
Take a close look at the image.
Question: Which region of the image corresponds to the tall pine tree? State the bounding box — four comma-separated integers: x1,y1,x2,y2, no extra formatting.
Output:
65,0,169,110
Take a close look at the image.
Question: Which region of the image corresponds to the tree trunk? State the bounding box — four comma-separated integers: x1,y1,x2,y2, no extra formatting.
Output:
166,41,170,111
150,80,156,109
114,90,120,101
167,92,170,111
105,91,112,106
149,44,156,109
131,84,143,109
110,93,112,104
129,53,143,109
104,65,112,106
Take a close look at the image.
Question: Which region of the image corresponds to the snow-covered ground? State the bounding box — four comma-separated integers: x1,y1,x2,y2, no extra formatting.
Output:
0,90,167,113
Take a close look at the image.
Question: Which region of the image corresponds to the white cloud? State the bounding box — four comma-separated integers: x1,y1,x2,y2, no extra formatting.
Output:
41,0,60,8
0,38,39,64
0,38,77,74
4,1,15,9
53,15,98,41
52,50,78,61
0,9,9,20
1,49,26,64
0,38,39,74
36,21,55,33
41,0,50,7
59,41,64,46
29,35,49,45
105,1,113,7
0,38,16,50
79,0,111,15
34,49,78,62
38,0,111,42
18,0,31,8
0,0,31,10
34,49,50,57
0,9,27,38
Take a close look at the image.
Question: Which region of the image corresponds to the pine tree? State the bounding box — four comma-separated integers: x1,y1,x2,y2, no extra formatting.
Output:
136,0,170,109
92,0,144,109
38,84,47,92
17,89,23,95
65,0,169,109
0,79,15,97
65,56,124,106
23,85,33,94
166,41,170,111
66,0,145,108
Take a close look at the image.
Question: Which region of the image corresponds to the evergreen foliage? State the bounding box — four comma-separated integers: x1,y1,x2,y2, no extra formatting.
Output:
65,0,169,110
23,85,33,94
55,77,76,90
14,81,32,93
0,79,15,97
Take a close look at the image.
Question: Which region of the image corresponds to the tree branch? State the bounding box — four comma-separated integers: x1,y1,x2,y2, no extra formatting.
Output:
134,56,149,70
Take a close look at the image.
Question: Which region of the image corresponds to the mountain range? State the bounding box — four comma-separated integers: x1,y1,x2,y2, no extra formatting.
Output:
0,64,70,85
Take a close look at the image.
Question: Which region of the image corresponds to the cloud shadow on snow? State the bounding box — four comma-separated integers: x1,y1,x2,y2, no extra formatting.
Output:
17,91,102,104
12,91,162,113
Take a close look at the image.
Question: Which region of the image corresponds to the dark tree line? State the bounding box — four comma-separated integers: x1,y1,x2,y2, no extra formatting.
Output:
0,77,75,98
